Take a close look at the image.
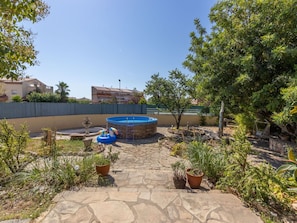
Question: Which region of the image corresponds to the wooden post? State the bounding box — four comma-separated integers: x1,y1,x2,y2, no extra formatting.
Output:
218,101,224,138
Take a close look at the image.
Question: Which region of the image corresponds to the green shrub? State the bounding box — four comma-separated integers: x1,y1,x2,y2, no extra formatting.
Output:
26,92,61,102
11,95,22,102
277,148,297,192
199,115,206,126
171,142,187,157
187,141,226,183
0,120,34,174
217,127,296,222
234,112,255,132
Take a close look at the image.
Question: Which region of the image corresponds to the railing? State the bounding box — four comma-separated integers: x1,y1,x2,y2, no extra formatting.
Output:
146,106,209,115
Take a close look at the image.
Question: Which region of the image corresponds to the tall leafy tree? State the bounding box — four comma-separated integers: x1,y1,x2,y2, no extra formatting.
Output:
184,0,297,123
55,81,70,102
0,0,49,79
145,69,192,129
130,88,144,104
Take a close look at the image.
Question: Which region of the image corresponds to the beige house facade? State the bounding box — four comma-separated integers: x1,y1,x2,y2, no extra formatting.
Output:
92,86,142,104
0,77,53,102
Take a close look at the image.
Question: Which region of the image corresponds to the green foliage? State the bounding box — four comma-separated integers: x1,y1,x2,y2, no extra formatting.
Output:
187,140,226,183
217,128,252,191
277,148,297,192
26,92,61,102
129,88,144,104
106,146,120,165
272,78,297,136
95,146,120,166
31,139,99,190
67,98,91,104
11,95,22,102
234,113,255,132
0,120,34,174
55,81,70,102
217,127,296,220
0,0,49,79
0,158,9,178
138,97,147,104
145,69,193,129
170,142,187,157
199,115,206,126
94,154,111,166
0,131,111,220
184,0,297,121
171,160,186,179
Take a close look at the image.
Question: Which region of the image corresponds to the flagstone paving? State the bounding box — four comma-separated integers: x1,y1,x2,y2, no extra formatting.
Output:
2,128,263,223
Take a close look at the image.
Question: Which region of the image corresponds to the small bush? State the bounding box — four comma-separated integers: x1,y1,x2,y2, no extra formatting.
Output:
0,120,34,174
12,95,22,102
217,127,296,222
171,142,187,157
199,115,206,126
187,141,226,183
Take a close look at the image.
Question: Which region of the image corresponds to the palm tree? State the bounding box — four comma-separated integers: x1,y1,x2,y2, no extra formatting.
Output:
55,81,70,102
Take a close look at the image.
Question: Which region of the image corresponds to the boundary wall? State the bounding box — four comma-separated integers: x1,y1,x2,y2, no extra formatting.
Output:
6,114,218,134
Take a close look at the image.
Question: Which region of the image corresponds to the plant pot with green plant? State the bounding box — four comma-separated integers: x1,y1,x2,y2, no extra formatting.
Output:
186,140,226,189
186,168,204,189
186,141,207,189
95,146,120,176
95,154,111,176
171,160,187,189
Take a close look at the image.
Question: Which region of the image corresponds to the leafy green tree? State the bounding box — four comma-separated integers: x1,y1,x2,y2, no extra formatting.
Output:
55,81,70,102
0,1,49,79
272,76,297,137
130,88,144,104
184,0,297,123
145,69,192,129
138,97,147,104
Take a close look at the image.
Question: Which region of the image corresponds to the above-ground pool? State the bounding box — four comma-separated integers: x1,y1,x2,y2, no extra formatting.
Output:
107,116,158,139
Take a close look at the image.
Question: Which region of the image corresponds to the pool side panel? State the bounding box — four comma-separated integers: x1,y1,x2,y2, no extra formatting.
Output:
106,116,157,139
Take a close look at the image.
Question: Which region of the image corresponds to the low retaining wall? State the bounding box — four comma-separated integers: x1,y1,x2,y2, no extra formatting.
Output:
5,114,218,134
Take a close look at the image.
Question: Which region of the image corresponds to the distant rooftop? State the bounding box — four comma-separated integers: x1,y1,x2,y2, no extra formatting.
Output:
92,86,141,93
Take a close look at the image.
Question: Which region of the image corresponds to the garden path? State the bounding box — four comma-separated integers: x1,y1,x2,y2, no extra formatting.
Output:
27,127,264,223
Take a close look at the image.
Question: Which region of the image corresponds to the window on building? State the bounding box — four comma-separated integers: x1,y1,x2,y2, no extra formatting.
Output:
11,90,18,95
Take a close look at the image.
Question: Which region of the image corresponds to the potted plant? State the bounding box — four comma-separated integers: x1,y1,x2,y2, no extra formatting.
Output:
95,154,111,176
186,167,204,189
171,160,187,189
95,146,120,176
186,141,207,189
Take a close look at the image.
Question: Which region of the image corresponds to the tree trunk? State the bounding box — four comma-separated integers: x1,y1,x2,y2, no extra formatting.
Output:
218,101,224,138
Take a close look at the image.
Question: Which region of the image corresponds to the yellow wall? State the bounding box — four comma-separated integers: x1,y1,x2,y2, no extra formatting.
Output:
6,114,218,133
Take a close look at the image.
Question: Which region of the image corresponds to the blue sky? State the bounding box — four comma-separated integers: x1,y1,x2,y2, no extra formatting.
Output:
25,0,217,99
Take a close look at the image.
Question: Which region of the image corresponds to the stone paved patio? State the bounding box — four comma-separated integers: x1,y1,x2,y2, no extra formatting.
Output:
2,127,263,223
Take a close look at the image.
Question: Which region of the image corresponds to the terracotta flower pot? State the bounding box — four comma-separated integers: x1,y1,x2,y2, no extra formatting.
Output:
96,164,110,176
186,169,204,189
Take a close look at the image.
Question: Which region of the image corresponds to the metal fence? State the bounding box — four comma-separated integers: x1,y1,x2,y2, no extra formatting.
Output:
0,103,209,119
0,103,147,119
146,105,209,115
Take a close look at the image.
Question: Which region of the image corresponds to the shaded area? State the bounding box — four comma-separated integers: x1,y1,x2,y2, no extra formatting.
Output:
248,137,287,168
